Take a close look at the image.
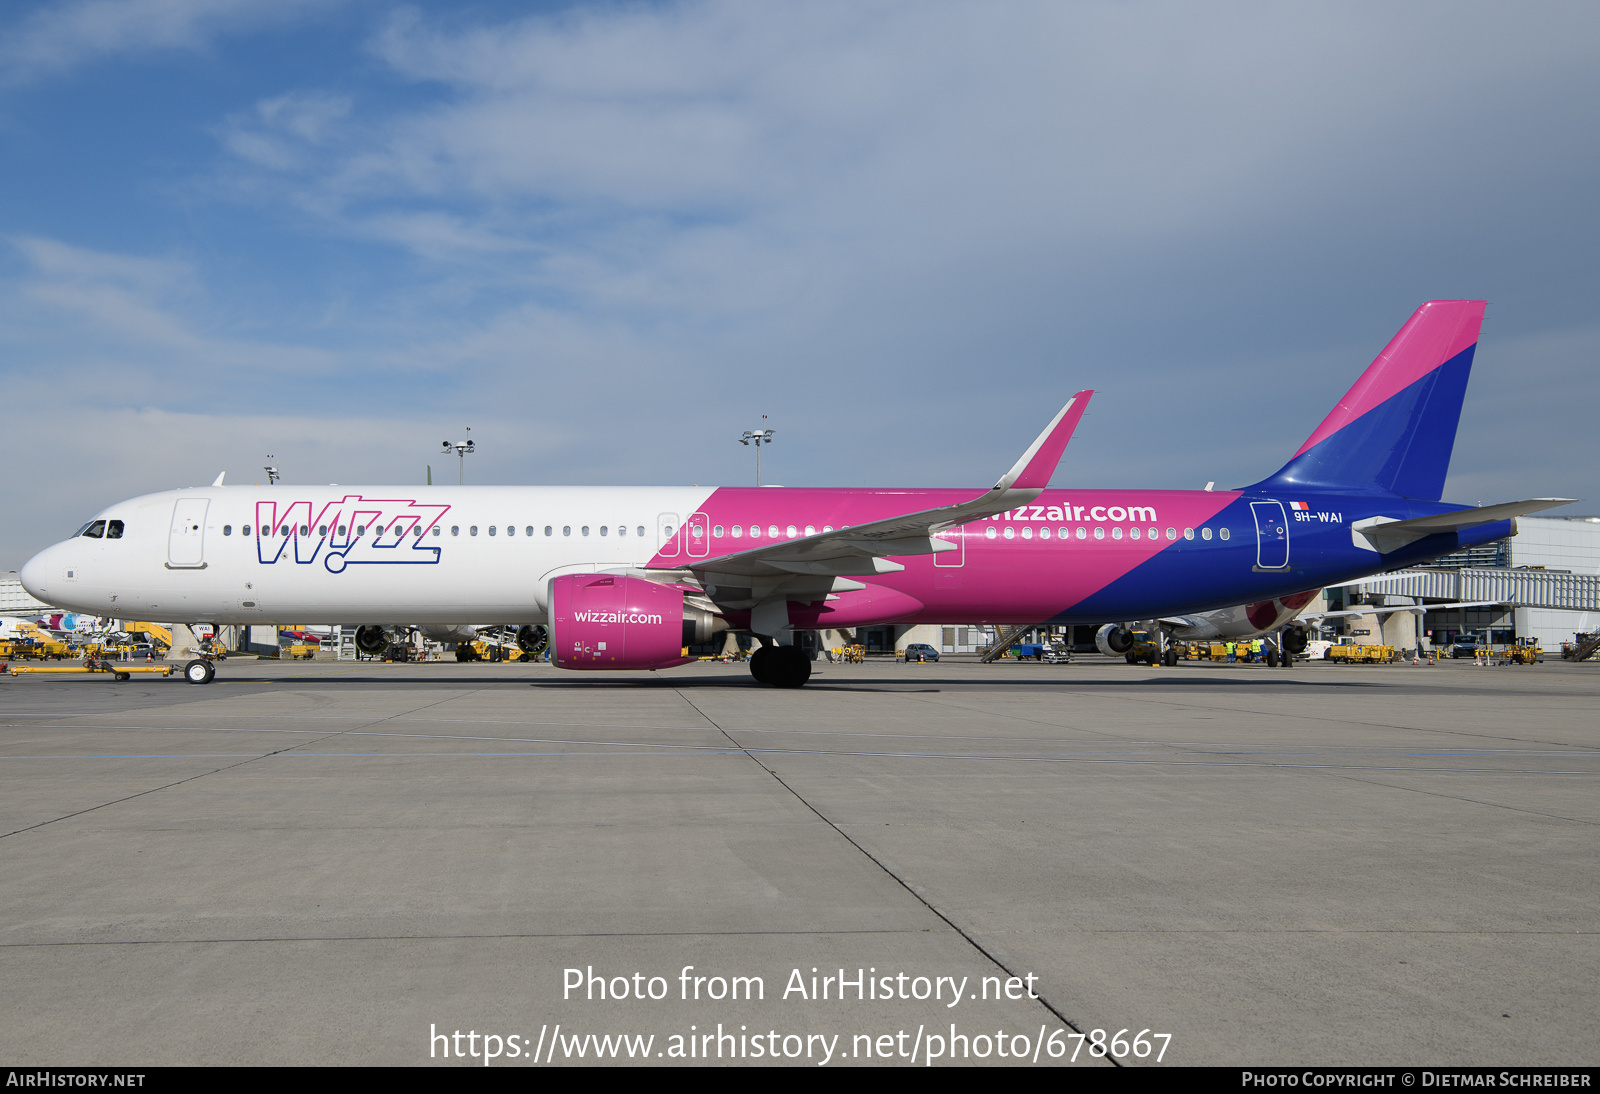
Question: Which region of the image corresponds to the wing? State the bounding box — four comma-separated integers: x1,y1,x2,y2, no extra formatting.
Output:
668,390,1093,584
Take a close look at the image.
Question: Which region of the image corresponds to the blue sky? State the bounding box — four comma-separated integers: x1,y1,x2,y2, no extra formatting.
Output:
3,0,1598,569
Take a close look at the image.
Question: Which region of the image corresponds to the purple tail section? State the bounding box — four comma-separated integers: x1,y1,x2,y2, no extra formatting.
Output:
1255,300,1485,501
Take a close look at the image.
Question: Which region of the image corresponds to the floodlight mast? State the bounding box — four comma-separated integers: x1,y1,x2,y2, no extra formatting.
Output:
441,428,475,485
738,428,775,486
264,455,279,486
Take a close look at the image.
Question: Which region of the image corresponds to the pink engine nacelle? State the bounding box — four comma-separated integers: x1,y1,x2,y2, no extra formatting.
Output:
549,573,699,671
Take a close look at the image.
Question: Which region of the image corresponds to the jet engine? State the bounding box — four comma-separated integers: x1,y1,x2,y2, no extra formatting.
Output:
354,624,400,655
1281,626,1308,654
548,574,724,671
1095,623,1135,657
516,624,548,656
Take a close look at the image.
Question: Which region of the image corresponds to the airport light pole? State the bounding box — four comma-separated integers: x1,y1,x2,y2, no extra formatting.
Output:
264,456,279,486
441,430,475,485
739,426,775,486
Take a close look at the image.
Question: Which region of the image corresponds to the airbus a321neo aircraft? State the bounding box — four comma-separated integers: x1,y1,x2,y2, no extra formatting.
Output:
21,300,1569,687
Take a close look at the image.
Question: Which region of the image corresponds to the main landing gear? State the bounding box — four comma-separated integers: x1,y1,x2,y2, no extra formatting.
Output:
749,644,811,688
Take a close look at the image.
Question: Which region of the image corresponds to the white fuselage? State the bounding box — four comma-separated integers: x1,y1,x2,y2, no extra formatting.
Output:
22,485,716,625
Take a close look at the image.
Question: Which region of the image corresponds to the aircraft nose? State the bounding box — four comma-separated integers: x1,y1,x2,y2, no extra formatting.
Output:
19,546,52,600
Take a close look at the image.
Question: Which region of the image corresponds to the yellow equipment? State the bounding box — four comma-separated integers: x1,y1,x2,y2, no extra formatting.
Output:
1327,644,1395,664
125,622,173,650
1497,638,1542,665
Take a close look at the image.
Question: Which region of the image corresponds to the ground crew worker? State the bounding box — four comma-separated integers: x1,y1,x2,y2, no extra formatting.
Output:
1226,641,1236,663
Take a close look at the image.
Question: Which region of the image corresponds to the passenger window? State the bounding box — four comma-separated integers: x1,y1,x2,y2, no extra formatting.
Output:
1112,527,1123,540
1021,526,1033,539
300,525,309,536
83,521,106,538
732,525,743,538
1039,527,1050,540
767,525,779,538
223,525,233,536
488,526,496,536
985,526,996,539
432,527,440,537
318,525,327,536
243,525,252,536
470,526,479,536
1167,527,1176,540
600,526,608,536
1129,527,1140,540
619,525,628,537
749,526,760,539
636,526,645,537
1201,527,1213,540
582,526,590,536
1184,527,1194,540
804,525,814,536
1219,527,1230,541
563,526,571,537
414,525,423,537
357,525,366,536
338,525,347,536
1003,527,1015,540
1094,527,1105,540
545,526,553,536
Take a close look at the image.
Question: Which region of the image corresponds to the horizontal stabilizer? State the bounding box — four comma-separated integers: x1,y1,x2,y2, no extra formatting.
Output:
1352,498,1576,554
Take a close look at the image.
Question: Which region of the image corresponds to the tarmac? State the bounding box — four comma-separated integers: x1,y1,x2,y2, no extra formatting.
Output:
1,653,1596,1067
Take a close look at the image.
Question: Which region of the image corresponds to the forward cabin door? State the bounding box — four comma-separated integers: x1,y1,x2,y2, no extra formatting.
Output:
1250,501,1289,571
167,498,210,569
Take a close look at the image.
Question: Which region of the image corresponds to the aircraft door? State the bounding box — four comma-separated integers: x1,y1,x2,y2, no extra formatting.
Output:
168,498,210,569
685,512,711,558
1250,501,1289,571
656,513,680,557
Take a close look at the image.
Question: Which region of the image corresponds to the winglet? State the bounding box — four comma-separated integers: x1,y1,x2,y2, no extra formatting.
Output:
211,471,226,487
996,390,1093,492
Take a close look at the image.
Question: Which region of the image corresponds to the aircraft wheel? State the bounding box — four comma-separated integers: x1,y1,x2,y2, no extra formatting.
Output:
1266,648,1280,667
115,672,130,682
769,645,812,688
455,646,471,662
1162,648,1178,667
184,659,215,685
749,645,774,684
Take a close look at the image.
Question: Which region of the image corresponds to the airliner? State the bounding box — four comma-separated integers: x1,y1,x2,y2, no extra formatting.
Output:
19,301,1570,686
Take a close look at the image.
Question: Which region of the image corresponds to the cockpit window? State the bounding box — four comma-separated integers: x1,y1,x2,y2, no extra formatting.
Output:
105,520,124,539
81,520,106,539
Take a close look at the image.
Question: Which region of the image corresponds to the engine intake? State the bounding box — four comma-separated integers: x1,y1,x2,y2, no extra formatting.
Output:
1095,624,1135,657
354,624,396,655
549,574,721,671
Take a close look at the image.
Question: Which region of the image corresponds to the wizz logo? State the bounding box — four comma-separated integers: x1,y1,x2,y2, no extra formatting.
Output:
254,496,450,573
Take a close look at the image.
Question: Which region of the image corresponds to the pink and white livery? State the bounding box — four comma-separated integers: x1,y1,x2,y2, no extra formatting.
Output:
20,301,1571,686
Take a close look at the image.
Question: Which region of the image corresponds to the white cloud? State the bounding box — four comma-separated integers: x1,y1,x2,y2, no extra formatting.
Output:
0,0,346,83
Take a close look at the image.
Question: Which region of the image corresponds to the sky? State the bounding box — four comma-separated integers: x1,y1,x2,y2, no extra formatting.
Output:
2,0,1598,570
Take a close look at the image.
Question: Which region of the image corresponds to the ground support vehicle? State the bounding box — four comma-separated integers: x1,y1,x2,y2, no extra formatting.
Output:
1561,633,1600,661
3,655,178,681
1496,638,1543,665
1326,644,1396,664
